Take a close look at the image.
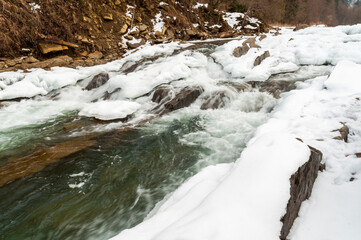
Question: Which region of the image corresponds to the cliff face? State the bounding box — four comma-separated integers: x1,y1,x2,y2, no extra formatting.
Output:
0,0,267,60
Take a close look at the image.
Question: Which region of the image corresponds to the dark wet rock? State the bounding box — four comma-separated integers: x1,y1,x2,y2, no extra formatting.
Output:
163,86,203,112
152,86,172,103
248,80,296,99
200,91,231,110
332,123,349,142
280,145,323,240
225,82,251,92
85,72,110,90
254,50,270,66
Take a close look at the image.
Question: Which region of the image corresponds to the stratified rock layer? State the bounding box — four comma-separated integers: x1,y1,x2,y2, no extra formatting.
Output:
280,145,323,240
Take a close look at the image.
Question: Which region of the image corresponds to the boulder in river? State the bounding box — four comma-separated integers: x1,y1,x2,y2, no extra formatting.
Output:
248,80,296,99
152,86,172,104
85,72,110,90
163,86,203,112
200,91,231,110
280,144,323,240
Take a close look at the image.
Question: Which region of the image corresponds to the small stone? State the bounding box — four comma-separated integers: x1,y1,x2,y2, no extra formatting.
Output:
39,43,68,54
80,51,88,57
120,24,128,34
139,24,148,32
103,13,113,21
186,29,197,37
0,62,6,69
219,32,233,38
126,39,145,49
254,50,270,66
125,35,133,40
356,153,361,158
115,0,121,5
88,51,103,60
233,45,249,57
22,56,39,64
130,28,140,36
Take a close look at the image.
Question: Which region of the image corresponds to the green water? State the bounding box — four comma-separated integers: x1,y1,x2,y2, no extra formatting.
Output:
0,114,223,240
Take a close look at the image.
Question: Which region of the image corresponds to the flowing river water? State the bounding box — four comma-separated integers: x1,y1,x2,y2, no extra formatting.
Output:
0,39,332,240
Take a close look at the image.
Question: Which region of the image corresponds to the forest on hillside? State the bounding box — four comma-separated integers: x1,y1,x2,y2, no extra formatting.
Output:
212,0,361,25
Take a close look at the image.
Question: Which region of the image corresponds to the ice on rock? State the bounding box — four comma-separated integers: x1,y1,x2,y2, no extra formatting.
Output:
79,101,141,121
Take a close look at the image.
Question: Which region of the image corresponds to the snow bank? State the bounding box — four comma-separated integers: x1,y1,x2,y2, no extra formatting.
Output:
111,133,310,240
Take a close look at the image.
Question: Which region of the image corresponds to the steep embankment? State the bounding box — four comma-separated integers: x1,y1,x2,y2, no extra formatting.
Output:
0,0,267,72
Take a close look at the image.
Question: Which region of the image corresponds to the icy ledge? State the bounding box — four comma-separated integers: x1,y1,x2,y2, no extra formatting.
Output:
111,60,361,240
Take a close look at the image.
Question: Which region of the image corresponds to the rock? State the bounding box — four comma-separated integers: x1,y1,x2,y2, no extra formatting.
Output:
280,145,323,240
0,103,4,108
224,82,251,92
126,39,145,49
186,29,197,37
139,24,148,32
39,43,68,54
219,32,233,38
293,24,309,31
130,28,140,36
233,45,250,57
48,40,79,48
200,91,231,110
152,86,172,103
88,51,103,60
115,0,121,5
163,86,203,112
332,123,349,142
248,80,296,99
243,37,261,48
103,13,113,21
125,35,133,40
22,56,39,64
80,51,88,57
85,72,110,90
120,24,128,34
46,55,73,67
259,34,267,41
155,31,163,38
356,153,361,158
254,50,270,66
233,38,261,57
0,62,6,69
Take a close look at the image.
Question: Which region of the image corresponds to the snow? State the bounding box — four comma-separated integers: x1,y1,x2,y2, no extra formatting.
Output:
79,100,141,121
28,2,40,13
111,56,361,240
1,24,361,240
193,3,208,9
111,131,311,240
152,12,164,33
223,12,242,28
